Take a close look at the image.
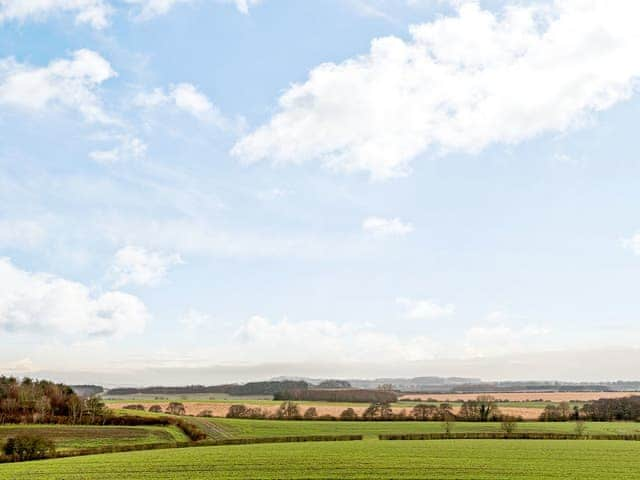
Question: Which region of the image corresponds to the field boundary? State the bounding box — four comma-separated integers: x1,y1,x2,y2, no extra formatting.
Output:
0,434,363,464
379,432,640,441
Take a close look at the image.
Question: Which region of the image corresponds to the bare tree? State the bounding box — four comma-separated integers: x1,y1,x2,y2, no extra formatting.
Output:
303,407,318,419
166,402,186,415
411,404,437,421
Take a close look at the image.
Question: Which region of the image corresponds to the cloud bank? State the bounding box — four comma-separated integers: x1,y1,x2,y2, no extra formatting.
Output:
234,0,640,179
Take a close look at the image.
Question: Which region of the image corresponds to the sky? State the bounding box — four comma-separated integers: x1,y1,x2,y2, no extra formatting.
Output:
1,0,640,386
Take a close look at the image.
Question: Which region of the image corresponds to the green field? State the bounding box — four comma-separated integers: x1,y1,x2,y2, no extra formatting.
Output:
0,425,188,452
208,418,640,439
2,439,639,479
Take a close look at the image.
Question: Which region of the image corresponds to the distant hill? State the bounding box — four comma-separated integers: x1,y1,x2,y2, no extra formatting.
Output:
70,385,104,397
106,380,309,397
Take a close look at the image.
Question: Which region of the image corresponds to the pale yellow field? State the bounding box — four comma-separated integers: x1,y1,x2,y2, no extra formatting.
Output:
110,402,543,419
399,391,640,402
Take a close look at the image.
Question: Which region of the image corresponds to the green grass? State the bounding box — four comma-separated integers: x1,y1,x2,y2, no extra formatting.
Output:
0,425,188,452
2,439,640,479
207,418,640,439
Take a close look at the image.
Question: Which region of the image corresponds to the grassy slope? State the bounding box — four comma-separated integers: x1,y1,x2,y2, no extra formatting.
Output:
2,439,639,479
209,418,640,439
0,425,188,452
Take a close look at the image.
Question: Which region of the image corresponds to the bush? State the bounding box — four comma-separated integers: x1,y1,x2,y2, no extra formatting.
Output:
303,407,318,419
501,416,518,434
123,404,146,411
340,408,358,420
3,435,56,461
165,402,186,415
148,405,163,413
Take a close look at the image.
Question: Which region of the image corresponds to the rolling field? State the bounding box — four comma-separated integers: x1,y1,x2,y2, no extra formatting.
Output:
0,425,188,452
2,439,640,479
399,391,640,402
208,418,640,439
108,400,545,419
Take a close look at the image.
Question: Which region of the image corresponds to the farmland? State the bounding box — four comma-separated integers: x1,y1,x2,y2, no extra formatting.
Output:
107,398,546,419
207,418,640,439
0,425,188,452
2,439,640,479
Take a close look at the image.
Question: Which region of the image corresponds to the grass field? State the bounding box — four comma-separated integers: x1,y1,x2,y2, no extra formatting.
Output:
207,418,640,439
2,439,640,479
0,425,188,452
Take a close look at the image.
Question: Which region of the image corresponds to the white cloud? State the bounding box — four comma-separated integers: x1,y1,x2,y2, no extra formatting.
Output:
396,297,455,320
0,0,112,29
0,258,148,337
90,135,147,164
179,308,210,330
126,0,260,19
134,83,227,126
110,245,182,287
0,49,116,123
234,315,438,363
362,216,413,236
464,311,550,357
622,232,640,255
0,220,46,249
233,0,640,180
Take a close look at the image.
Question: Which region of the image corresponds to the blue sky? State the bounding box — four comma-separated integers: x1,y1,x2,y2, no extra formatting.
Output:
1,0,640,385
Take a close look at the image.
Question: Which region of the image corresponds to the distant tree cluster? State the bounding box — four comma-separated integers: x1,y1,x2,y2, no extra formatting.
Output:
274,389,398,403
581,396,640,421
107,380,309,397
0,376,107,424
316,380,352,389
538,402,579,421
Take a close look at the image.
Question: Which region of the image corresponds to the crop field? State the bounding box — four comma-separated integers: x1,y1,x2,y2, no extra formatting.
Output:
208,418,640,439
2,439,640,479
399,391,640,402
0,425,188,452
108,399,545,419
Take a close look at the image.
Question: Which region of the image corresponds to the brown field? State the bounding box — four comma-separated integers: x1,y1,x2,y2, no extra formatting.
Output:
110,402,543,420
399,391,640,402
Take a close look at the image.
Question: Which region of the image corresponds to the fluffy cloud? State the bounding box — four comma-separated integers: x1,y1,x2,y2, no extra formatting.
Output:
396,297,455,320
233,0,640,179
110,246,182,287
0,258,148,337
362,216,413,236
134,83,227,125
0,0,112,28
0,49,116,123
234,315,438,363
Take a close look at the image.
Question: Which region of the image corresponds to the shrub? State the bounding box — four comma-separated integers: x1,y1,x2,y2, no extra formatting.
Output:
123,404,146,411
3,435,56,461
501,416,518,434
303,407,318,419
226,404,249,418
340,408,358,420
274,401,300,419
165,402,186,415
575,420,587,437
148,405,163,413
